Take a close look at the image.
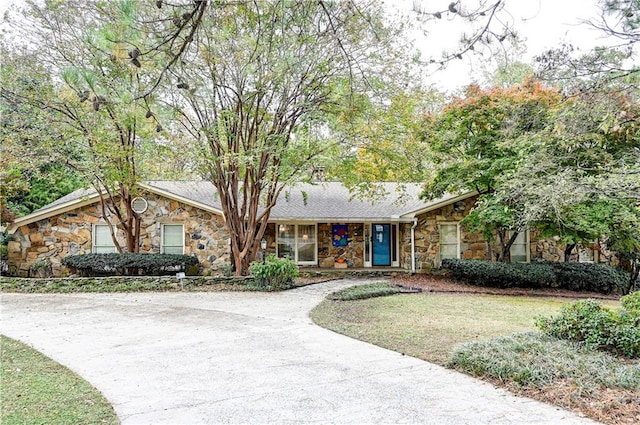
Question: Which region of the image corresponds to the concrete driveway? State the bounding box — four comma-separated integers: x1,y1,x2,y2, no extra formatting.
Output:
1,279,597,424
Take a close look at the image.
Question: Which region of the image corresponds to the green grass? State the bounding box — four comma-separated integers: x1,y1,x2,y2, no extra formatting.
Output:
1,335,118,425
311,292,606,364
310,291,638,424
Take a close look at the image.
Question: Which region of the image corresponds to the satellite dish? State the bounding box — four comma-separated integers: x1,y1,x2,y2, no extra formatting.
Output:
131,197,148,214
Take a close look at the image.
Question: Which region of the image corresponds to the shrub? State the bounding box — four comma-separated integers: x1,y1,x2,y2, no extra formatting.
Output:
536,293,640,358
442,259,554,289
550,262,628,294
249,254,299,290
327,282,403,301
62,253,200,276
441,259,629,294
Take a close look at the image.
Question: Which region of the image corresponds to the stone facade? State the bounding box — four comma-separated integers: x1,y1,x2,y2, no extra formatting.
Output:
8,190,619,277
400,195,617,272
7,191,231,277
400,196,484,272
261,222,366,268
317,223,366,268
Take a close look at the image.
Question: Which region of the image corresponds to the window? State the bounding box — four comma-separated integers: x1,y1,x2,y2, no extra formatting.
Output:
162,224,184,254
93,224,116,253
510,231,529,263
440,223,459,261
277,224,317,264
578,244,596,263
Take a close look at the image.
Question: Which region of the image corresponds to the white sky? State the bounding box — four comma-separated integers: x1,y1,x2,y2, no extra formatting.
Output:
401,0,619,92
0,0,630,93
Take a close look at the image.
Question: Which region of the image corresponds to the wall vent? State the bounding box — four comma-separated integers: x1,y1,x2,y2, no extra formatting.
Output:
131,197,148,214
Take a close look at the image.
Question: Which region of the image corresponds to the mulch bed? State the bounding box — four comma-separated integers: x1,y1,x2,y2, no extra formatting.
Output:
392,274,622,300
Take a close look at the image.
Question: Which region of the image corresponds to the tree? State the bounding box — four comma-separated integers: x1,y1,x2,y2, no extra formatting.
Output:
497,88,640,280
421,80,562,261
0,42,83,221
327,89,443,194
168,1,411,274
2,0,182,252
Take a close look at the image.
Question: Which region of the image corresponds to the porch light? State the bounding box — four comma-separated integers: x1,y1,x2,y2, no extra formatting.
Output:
261,238,267,250
302,234,309,240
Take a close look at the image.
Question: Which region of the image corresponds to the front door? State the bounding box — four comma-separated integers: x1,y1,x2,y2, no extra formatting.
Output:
372,224,391,266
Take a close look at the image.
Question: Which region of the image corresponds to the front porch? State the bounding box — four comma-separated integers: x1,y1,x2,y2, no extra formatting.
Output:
298,267,412,279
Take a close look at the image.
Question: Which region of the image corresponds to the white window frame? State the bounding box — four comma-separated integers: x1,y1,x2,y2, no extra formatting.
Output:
439,222,460,263
276,223,317,265
161,224,185,254
509,230,530,263
93,223,116,253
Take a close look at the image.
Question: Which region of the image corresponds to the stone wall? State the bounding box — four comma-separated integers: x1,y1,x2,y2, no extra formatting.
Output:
402,194,618,271
401,196,483,272
317,223,365,268
7,191,231,277
530,234,618,266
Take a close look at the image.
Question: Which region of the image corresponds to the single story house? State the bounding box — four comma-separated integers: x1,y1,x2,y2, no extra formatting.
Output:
5,181,614,277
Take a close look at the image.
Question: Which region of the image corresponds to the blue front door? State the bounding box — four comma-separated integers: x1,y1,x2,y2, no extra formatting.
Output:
372,224,391,266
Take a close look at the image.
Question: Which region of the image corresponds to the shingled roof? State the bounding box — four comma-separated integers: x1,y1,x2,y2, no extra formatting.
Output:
9,181,474,231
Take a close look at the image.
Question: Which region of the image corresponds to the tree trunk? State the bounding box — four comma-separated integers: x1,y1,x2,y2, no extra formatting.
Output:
497,229,520,263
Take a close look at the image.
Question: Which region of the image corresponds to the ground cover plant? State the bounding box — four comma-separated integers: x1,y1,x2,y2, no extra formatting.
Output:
310,278,637,424
1,335,118,425
327,282,404,300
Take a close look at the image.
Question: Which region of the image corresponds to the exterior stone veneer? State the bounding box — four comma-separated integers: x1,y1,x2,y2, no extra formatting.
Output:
8,191,618,277
8,190,231,277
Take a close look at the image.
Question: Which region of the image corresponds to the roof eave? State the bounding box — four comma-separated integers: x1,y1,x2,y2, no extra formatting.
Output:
268,217,417,223
400,191,478,218
137,182,225,218
7,194,102,234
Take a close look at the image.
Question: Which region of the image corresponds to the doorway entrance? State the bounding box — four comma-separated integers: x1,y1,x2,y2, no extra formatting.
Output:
372,224,391,266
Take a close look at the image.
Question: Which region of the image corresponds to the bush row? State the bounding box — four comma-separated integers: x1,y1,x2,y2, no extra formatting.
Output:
61,253,200,276
536,292,640,358
441,259,630,294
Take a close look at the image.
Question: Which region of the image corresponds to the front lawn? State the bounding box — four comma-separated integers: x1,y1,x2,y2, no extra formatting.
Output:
1,335,118,425
310,288,638,424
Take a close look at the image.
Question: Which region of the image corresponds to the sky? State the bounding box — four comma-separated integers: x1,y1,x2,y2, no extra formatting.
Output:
401,0,616,92
0,0,628,92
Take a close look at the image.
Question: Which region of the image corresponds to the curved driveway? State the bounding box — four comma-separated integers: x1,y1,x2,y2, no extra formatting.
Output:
1,279,597,424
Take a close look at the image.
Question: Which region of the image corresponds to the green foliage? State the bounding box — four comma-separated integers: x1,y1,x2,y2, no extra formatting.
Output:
0,230,8,261
0,275,251,293
536,293,640,358
442,259,630,294
327,282,403,301
249,255,299,290
442,259,554,289
61,253,199,276
450,331,639,388
551,261,629,293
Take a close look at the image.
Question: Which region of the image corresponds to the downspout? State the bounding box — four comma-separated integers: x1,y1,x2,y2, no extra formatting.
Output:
411,218,418,274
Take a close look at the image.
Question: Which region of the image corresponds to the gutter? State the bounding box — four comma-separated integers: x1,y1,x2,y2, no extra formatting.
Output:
411,217,418,274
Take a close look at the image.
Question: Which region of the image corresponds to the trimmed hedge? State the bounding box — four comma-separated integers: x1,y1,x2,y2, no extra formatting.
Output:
442,259,629,294
62,253,200,276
